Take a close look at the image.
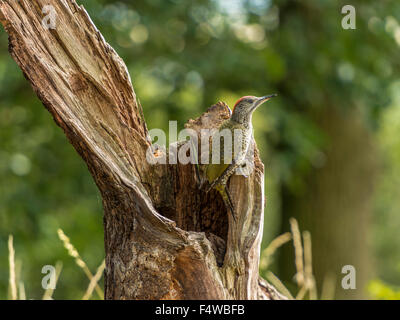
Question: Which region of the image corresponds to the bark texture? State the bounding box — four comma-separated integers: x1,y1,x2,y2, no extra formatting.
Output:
0,0,284,300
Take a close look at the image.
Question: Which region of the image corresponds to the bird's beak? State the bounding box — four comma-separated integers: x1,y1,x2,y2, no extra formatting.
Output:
253,94,277,110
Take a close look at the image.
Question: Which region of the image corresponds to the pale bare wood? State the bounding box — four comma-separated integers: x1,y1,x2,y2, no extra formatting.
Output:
0,0,285,300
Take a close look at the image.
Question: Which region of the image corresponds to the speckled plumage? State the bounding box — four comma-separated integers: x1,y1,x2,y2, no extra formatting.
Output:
205,94,277,220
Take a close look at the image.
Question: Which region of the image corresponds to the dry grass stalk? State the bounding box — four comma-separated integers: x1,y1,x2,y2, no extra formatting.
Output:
261,219,320,300
260,232,292,270
289,218,305,287
266,271,294,300
296,285,307,300
57,229,104,299
18,281,26,300
82,260,105,300
303,231,317,299
42,262,63,300
8,235,17,300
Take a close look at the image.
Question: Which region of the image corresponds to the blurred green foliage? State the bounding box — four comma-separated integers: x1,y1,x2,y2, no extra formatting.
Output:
374,90,400,285
0,0,400,299
368,279,400,300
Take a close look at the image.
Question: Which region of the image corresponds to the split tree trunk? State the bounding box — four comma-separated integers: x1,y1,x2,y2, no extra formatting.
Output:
0,0,284,300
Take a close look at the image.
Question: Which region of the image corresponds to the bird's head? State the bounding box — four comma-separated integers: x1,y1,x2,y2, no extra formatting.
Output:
231,94,277,123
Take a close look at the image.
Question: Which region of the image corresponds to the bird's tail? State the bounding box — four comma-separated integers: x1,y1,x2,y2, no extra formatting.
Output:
216,185,236,222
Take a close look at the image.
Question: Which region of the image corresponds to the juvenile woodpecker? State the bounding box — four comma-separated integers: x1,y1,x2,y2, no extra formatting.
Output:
205,94,277,221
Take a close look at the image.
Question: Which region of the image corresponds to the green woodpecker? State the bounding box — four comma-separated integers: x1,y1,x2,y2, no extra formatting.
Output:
205,94,277,221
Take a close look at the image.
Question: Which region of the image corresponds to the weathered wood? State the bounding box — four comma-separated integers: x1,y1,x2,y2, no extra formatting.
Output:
0,0,285,300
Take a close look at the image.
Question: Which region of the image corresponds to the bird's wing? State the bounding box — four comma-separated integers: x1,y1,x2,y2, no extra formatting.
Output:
206,162,230,184
206,160,239,192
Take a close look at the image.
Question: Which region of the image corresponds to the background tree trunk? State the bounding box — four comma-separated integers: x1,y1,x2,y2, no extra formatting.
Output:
0,0,284,300
279,107,377,299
